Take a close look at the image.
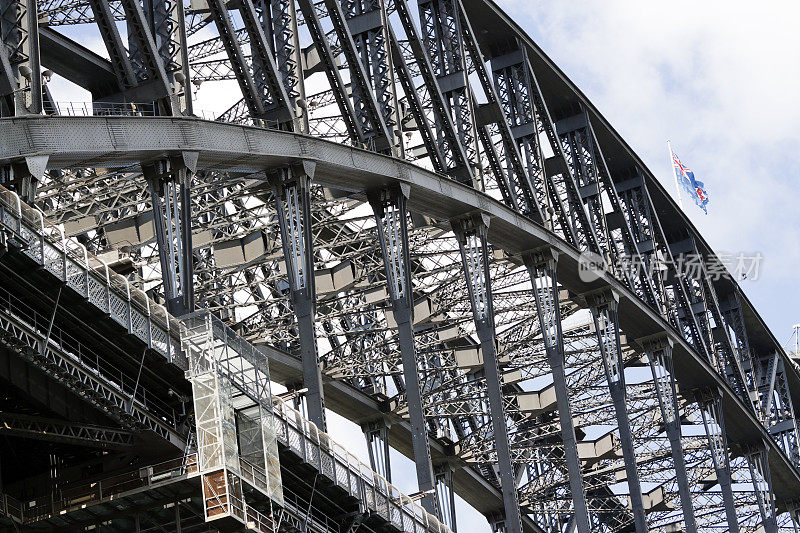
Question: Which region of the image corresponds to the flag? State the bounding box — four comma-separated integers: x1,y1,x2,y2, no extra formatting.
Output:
670,147,709,214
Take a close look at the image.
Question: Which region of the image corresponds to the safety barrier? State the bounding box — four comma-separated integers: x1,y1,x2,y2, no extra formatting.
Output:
0,186,184,367
272,397,452,533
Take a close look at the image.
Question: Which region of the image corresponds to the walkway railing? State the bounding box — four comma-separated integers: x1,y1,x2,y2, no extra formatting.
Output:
271,397,452,533
0,186,184,367
0,455,198,524
46,101,159,117
0,282,177,433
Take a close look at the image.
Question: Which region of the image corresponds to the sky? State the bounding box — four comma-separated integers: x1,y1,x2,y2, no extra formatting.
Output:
469,2,800,527
323,2,800,527
495,0,800,351
47,1,800,529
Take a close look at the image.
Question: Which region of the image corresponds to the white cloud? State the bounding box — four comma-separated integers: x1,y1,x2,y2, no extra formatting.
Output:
496,0,800,344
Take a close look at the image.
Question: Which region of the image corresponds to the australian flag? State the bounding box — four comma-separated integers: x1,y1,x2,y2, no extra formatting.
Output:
671,148,709,214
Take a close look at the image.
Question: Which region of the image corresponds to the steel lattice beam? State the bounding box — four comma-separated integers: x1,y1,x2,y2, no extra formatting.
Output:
0,411,135,448
1,0,797,527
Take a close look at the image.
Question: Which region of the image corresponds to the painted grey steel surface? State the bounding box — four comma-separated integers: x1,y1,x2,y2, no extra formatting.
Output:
0,115,798,530
0,0,797,528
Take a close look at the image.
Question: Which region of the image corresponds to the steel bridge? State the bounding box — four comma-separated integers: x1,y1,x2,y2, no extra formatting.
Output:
0,0,797,531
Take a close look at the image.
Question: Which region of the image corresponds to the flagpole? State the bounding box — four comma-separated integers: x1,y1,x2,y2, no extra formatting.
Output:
667,141,684,209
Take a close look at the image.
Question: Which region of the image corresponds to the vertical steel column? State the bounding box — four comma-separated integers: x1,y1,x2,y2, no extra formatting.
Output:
362,418,392,482
369,184,439,517
417,0,481,185
641,335,697,532
146,164,177,310
586,290,648,533
270,163,326,431
177,165,194,312
695,388,740,532
451,214,522,533
745,442,778,533
0,40,15,115
489,48,595,251
557,110,661,309
756,350,800,465
174,0,191,114
143,152,197,316
457,23,544,222
0,0,42,114
522,249,590,533
614,172,669,317
435,463,457,531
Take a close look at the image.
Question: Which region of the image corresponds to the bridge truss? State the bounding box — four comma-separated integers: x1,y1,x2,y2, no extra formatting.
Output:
0,0,799,531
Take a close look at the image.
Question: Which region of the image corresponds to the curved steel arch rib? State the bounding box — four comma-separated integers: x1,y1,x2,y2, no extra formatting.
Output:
1,116,798,531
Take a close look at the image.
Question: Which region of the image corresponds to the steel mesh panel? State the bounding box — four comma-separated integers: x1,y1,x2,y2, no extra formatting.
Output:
131,309,148,341
109,292,127,326
20,227,41,261
151,323,168,355
43,242,63,277
88,275,107,311
336,459,349,487
65,258,86,293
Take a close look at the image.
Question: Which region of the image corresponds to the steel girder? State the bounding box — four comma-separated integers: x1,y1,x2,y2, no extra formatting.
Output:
295,0,365,143
237,0,295,124
456,14,542,224
416,0,480,184
325,0,396,152
144,0,192,113
120,0,175,111
393,0,471,180
0,411,136,448
86,0,138,92
586,291,647,532
0,0,42,114
3,115,796,523
204,0,272,120
487,44,590,250
1,0,798,529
